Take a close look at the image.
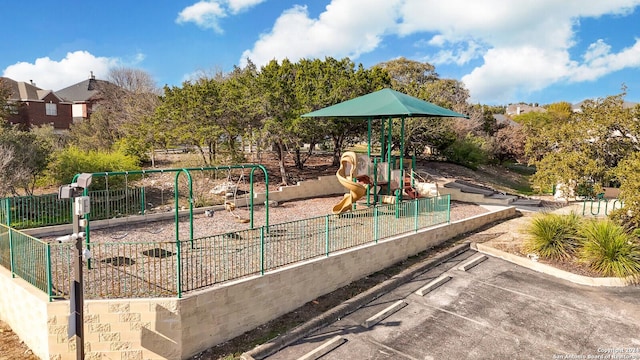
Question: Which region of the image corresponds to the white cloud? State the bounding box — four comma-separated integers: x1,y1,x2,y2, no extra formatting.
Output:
177,0,266,32
237,0,640,102
227,0,266,14
396,0,640,102
240,0,402,66
570,38,640,82
462,46,571,103
176,1,226,33
2,51,120,90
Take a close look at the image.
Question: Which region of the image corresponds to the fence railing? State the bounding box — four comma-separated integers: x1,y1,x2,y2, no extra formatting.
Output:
0,188,146,229
582,198,624,217
2,195,450,300
0,224,52,295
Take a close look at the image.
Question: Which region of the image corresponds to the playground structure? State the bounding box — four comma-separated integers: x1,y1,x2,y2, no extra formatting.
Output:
332,151,440,214
303,88,466,215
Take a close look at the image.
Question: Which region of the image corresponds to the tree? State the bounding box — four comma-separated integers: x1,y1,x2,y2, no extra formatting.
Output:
217,62,261,163
68,68,160,164
295,57,390,167
489,124,526,164
546,101,573,121
375,59,475,158
0,128,52,196
256,59,300,184
529,93,639,195
0,78,13,127
375,57,438,96
155,78,224,165
107,67,161,164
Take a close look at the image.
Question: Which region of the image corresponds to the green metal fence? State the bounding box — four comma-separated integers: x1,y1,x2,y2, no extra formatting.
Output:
2,195,450,300
0,188,146,229
582,198,624,216
0,224,52,295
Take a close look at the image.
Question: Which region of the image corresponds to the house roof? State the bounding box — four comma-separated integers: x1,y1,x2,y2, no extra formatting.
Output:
55,76,112,102
0,77,59,101
572,100,639,112
493,114,520,127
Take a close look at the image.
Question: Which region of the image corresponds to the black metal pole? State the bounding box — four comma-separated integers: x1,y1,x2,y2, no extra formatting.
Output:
72,206,84,359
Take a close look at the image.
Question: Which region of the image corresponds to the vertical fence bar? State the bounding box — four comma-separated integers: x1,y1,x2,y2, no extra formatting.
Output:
46,244,53,301
414,198,419,232
9,227,15,278
374,206,379,243
325,215,330,256
176,238,182,298
260,227,265,275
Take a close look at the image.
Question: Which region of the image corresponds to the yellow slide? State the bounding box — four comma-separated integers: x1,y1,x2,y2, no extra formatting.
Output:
332,151,368,214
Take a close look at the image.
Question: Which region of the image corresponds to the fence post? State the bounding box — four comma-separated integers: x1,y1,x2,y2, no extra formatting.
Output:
8,227,15,278
176,240,182,298
141,186,146,215
46,244,53,301
325,215,330,257
414,198,419,232
260,227,265,275
374,206,379,243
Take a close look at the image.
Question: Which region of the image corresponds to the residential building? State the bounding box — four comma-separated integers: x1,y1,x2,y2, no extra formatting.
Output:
55,72,113,123
0,77,72,131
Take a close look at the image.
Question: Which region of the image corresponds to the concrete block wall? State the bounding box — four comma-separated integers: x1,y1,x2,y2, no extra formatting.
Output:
0,266,53,359
1,206,516,360
253,175,345,203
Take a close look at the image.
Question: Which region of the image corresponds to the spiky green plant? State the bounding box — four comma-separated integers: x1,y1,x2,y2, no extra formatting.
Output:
524,212,581,260
577,220,640,281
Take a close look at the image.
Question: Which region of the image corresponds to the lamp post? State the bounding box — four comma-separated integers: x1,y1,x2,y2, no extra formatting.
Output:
57,173,92,360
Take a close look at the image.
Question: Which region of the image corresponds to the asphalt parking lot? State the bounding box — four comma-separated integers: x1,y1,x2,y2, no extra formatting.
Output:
261,249,640,360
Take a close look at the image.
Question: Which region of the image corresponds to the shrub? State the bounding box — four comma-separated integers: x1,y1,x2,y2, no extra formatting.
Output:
524,212,581,260
442,134,487,170
577,220,640,281
44,146,141,187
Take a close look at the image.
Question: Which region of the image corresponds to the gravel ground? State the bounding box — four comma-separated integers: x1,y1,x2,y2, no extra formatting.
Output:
44,196,488,299
76,195,487,244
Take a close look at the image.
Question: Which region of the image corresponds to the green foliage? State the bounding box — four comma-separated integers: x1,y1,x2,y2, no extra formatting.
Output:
442,134,487,170
0,78,13,126
45,146,140,186
0,127,53,196
577,220,640,281
530,151,601,195
524,213,582,260
612,152,640,228
504,162,536,176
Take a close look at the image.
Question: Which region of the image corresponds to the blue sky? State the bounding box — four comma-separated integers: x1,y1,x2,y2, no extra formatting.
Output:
2,0,640,105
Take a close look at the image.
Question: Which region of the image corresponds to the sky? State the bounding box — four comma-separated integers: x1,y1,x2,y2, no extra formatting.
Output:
2,0,640,106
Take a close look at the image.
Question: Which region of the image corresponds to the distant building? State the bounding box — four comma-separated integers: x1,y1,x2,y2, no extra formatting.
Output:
571,100,639,113
1,77,72,131
505,103,546,116
55,72,114,123
493,114,520,127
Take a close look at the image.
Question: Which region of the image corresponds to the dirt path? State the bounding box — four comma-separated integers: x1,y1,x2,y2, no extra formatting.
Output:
0,321,38,360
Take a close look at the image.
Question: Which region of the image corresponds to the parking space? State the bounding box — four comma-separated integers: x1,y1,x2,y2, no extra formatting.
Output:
265,250,640,360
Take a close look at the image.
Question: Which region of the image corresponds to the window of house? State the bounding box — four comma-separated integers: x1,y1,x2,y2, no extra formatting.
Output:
45,102,57,116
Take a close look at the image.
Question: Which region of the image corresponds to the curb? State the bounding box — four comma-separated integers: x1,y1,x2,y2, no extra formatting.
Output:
474,242,630,287
240,242,472,359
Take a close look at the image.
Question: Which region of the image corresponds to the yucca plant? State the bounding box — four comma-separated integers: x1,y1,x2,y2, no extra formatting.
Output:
577,220,640,282
524,212,581,260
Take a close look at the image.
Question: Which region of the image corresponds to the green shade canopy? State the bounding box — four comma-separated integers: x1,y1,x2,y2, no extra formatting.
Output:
301,88,468,119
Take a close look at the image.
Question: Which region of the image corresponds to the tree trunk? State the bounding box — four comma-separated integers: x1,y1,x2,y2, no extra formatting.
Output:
275,141,288,185
331,135,344,166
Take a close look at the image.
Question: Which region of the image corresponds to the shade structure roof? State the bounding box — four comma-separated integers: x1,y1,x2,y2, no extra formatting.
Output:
301,88,468,119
